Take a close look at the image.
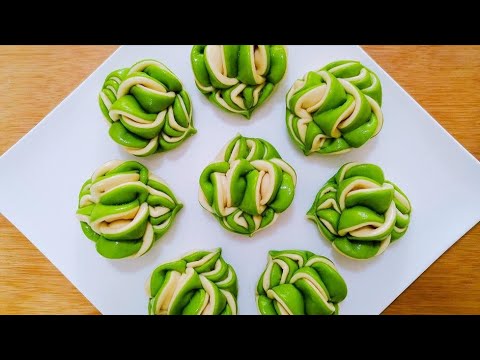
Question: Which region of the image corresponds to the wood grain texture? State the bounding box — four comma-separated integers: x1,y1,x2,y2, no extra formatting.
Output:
0,45,478,314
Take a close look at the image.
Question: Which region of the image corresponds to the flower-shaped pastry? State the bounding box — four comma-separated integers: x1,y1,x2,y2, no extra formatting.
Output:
99,59,196,156
286,60,383,155
199,134,296,236
76,160,182,259
256,250,347,315
307,162,412,259
191,45,287,119
146,248,238,315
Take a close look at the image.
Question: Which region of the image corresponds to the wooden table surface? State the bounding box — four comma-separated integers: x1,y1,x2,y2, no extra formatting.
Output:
0,46,479,314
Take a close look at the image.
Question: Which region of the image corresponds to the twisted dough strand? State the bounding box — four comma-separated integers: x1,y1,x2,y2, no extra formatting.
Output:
307,162,412,259
199,134,296,236
99,59,196,157
286,60,383,155
257,250,347,315
191,45,287,119
147,248,238,315
76,160,182,259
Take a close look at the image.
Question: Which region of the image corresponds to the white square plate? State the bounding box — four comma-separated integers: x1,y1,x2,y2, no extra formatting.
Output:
1,45,479,315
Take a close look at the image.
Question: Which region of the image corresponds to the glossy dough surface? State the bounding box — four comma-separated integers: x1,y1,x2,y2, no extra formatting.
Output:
99,59,196,156
257,250,347,315
286,60,383,155
76,160,182,259
146,248,238,315
191,45,287,119
199,134,296,236
307,162,412,259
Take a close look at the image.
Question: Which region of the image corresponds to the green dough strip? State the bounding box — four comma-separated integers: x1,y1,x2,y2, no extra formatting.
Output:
307,162,412,259
76,159,183,259
286,60,383,156
147,248,238,315
198,134,297,236
191,45,287,119
99,59,196,157
256,250,347,315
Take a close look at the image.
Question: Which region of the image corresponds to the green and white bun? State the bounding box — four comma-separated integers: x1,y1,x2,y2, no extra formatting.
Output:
199,134,297,236
191,45,287,119
307,162,412,260
257,250,347,315
146,248,238,315
286,60,383,155
76,160,183,259
99,59,196,157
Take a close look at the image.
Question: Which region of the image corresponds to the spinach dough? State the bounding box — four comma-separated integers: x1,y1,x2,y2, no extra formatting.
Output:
99,59,196,156
257,250,347,315
199,134,296,236
191,45,287,119
307,162,412,259
286,60,383,155
76,160,182,259
146,248,238,315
